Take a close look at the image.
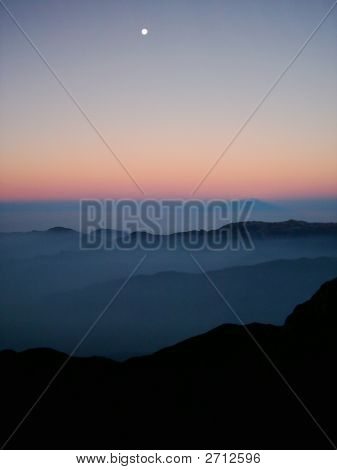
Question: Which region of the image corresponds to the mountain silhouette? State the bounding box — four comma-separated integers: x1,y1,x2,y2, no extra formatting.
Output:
215,219,337,239
0,278,336,449
2,219,337,238
46,227,77,233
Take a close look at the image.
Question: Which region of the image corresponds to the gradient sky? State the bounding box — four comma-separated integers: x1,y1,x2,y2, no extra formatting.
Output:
0,0,336,200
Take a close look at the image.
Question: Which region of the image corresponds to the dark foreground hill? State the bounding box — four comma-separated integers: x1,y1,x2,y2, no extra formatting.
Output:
1,278,337,449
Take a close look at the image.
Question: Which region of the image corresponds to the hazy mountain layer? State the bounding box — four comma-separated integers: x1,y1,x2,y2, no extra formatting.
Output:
1,257,337,358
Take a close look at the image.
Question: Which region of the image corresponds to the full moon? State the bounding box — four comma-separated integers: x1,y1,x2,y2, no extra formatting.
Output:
141,28,149,36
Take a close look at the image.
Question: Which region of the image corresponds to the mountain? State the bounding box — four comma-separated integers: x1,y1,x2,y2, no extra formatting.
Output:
46,226,78,233
118,220,337,249
219,220,337,238
2,257,337,358
1,219,336,239
1,278,336,449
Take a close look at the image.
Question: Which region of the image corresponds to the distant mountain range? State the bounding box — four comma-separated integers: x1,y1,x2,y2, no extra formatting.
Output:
217,219,337,237
1,220,336,261
1,198,336,232
1,278,336,449
1,219,337,237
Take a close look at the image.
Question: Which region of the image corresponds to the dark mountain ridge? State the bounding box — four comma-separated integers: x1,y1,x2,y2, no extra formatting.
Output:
219,219,337,238
1,219,336,237
1,278,336,449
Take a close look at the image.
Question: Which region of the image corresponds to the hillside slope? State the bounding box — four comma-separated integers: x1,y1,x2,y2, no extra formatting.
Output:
0,278,336,449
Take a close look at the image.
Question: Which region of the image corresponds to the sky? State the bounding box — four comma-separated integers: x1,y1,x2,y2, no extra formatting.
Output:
0,0,337,202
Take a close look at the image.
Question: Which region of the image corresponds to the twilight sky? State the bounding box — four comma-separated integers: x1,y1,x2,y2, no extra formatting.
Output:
0,0,336,200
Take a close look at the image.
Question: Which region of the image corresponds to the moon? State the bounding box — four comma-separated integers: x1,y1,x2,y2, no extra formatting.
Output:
141,28,149,36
